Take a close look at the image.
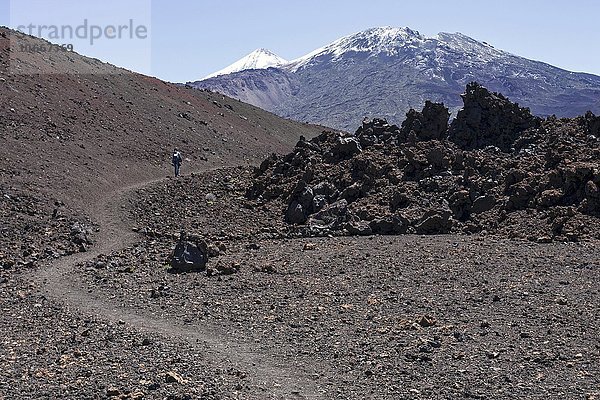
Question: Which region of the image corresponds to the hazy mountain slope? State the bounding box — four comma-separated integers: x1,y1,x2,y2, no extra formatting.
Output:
190,27,600,131
199,67,300,113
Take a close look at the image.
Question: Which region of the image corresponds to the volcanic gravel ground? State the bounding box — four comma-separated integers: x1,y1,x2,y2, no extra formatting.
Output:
70,170,600,399
0,185,96,273
0,273,252,399
125,168,289,242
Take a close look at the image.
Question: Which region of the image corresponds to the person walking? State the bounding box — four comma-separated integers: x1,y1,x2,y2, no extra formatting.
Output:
172,148,183,177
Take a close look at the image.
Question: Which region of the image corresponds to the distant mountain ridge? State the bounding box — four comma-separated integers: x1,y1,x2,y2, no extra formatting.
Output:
189,26,600,131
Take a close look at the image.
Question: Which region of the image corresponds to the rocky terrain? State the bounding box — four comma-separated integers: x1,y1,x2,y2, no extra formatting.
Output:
248,83,600,242
191,27,600,131
66,166,599,399
0,184,95,274
0,25,325,277
56,84,600,399
1,26,599,400
71,232,600,399
0,27,324,399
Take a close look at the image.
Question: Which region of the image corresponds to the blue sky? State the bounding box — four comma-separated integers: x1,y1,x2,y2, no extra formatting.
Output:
1,0,599,82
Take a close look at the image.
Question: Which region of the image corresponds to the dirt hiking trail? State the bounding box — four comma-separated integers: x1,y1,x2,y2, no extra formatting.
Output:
33,170,324,400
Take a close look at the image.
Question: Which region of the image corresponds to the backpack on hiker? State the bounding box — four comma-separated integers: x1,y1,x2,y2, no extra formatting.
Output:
172,151,182,166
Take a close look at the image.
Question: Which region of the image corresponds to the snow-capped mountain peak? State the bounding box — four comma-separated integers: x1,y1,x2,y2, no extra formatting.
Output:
286,26,426,71
204,48,288,79
285,27,516,73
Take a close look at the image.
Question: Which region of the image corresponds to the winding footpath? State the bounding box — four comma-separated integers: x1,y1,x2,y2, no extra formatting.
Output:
33,172,324,400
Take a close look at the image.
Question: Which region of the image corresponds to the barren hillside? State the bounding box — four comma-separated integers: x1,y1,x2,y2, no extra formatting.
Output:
0,27,325,207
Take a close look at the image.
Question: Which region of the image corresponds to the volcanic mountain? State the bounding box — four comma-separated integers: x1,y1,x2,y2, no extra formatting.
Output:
189,26,600,131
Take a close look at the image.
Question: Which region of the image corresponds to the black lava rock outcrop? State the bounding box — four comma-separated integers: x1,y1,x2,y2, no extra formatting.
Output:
400,101,450,142
583,111,600,136
448,82,542,151
355,118,400,148
248,84,600,241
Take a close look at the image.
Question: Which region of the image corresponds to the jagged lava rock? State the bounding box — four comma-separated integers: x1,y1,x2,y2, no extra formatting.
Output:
448,82,542,151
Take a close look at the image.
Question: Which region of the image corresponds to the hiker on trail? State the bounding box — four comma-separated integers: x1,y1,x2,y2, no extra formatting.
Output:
172,148,183,177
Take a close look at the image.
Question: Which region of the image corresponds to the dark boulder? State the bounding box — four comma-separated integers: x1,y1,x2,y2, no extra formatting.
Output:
345,220,373,236
583,180,600,214
285,181,315,224
471,195,497,214
339,182,363,203
171,240,208,272
537,189,563,208
311,194,328,211
286,201,307,224
307,199,349,230
369,215,410,235
558,163,595,204
312,181,338,199
257,153,279,175
70,222,92,247
505,183,536,210
390,191,411,210
414,211,453,234
449,190,472,221
356,118,400,146
332,136,362,158
584,111,600,136
295,135,323,153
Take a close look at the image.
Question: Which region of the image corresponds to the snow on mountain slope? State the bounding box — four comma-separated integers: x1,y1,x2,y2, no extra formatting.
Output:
286,27,426,71
204,48,288,79
285,27,514,72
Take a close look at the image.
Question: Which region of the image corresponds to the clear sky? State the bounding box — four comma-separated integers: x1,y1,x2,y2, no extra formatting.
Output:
1,0,599,82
